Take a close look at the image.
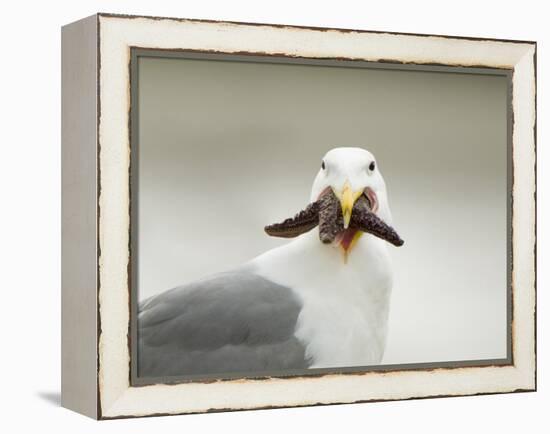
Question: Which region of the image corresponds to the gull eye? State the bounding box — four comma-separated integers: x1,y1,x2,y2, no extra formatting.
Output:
321,160,326,170
369,161,376,172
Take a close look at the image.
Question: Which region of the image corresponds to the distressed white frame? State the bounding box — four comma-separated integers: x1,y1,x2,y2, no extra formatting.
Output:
92,14,536,418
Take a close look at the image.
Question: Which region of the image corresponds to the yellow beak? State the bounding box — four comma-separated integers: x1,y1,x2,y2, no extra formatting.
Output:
337,180,363,229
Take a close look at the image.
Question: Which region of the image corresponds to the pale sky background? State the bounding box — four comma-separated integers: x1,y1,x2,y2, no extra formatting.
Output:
137,56,508,365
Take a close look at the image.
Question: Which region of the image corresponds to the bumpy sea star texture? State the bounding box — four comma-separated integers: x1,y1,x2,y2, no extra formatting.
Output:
265,189,403,247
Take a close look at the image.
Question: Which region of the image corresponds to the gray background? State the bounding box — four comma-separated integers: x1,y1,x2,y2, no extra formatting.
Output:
137,56,508,365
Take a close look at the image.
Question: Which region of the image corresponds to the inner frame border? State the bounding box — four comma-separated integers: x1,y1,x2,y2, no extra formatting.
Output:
128,47,514,388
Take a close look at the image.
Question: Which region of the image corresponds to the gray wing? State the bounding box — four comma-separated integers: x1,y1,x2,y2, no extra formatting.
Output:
138,269,310,378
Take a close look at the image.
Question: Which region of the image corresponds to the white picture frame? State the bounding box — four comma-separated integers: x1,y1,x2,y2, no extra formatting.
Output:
61,13,536,419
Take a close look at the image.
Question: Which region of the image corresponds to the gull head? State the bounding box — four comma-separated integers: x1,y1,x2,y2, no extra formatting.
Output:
265,147,402,259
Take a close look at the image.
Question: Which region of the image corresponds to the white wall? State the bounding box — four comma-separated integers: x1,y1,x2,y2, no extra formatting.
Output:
1,0,546,433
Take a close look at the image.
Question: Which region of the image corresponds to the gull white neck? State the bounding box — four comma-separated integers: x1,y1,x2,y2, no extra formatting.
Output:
251,231,394,368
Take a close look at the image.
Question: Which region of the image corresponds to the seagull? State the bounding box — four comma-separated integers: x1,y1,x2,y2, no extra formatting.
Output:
138,147,403,378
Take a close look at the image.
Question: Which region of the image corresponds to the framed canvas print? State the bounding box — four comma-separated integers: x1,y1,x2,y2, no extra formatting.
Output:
61,13,536,419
